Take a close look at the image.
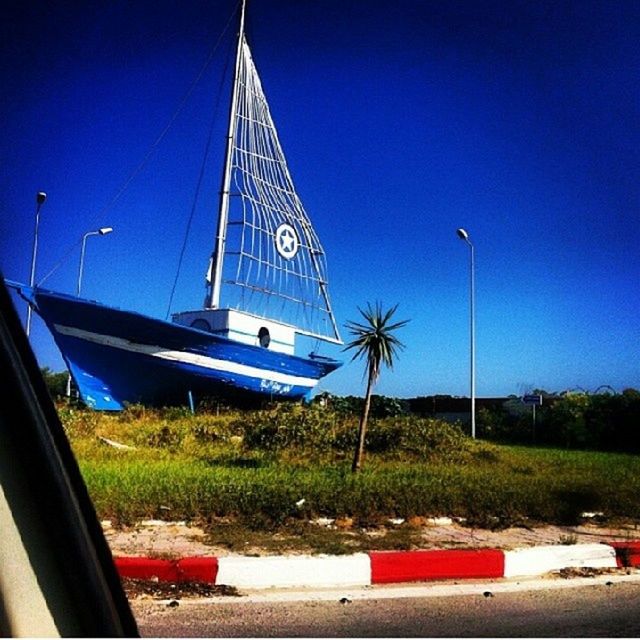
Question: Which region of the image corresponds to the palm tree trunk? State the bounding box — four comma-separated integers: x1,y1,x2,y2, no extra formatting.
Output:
352,367,375,473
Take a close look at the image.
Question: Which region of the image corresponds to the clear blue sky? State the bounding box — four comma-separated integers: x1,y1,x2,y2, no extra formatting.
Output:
1,0,638,398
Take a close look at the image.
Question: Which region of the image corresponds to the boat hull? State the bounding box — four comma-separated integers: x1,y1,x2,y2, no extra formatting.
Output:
11,284,341,410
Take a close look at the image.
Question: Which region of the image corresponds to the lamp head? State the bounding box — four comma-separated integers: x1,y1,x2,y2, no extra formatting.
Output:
98,227,113,235
456,228,469,242
36,191,47,205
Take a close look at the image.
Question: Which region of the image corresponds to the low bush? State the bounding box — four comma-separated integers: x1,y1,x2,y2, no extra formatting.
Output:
239,403,339,451
239,404,469,461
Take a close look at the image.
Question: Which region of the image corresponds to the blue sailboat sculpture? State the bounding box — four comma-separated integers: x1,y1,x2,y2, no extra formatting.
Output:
10,1,342,410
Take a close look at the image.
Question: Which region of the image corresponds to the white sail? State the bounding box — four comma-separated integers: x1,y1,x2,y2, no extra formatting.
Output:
208,36,341,345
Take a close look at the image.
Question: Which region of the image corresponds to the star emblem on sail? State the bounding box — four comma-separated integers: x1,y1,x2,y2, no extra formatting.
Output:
275,223,299,259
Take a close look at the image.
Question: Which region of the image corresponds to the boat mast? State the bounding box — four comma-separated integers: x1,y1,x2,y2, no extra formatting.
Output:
206,0,247,309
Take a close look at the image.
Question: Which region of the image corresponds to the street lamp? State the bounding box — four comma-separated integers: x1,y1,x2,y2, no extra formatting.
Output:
77,227,113,297
26,191,47,336
67,226,113,397
456,227,476,439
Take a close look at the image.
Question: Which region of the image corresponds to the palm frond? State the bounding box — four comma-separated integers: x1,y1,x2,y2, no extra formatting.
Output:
343,302,410,381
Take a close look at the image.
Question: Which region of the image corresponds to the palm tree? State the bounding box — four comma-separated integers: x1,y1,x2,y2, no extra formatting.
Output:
344,302,409,473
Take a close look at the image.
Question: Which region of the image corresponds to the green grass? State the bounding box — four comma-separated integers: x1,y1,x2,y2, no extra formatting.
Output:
61,404,640,531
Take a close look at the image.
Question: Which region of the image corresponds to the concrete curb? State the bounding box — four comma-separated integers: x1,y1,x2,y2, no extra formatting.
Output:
115,541,640,590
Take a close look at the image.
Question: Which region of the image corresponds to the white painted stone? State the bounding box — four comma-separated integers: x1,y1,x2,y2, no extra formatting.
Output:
216,554,372,589
429,517,453,526
140,519,187,527
310,517,335,527
503,543,617,577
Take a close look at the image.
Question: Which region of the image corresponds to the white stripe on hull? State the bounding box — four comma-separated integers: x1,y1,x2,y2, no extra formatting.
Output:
54,324,319,389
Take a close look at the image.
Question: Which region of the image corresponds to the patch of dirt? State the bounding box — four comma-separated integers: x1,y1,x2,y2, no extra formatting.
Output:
552,567,622,579
121,577,240,600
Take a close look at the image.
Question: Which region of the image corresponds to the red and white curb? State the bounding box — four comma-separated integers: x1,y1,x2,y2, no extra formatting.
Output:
115,541,640,589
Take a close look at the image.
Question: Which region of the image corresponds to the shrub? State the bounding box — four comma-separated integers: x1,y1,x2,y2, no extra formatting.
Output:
58,405,102,438
239,403,338,451
238,405,470,461
399,417,468,460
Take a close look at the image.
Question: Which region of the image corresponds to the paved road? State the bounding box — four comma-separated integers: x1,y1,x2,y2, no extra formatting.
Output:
132,576,640,637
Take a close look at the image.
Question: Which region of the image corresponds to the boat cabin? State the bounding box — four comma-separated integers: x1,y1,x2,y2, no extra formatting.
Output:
172,308,295,355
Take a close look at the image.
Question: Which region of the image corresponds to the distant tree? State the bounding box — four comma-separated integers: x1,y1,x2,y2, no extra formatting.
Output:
370,395,409,418
344,303,409,473
40,367,68,399
549,393,591,448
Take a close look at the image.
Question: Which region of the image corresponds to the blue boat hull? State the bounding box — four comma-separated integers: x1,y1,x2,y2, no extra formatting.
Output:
11,284,341,410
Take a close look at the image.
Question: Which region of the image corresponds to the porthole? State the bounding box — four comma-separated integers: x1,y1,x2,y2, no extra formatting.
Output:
258,326,271,348
190,318,211,332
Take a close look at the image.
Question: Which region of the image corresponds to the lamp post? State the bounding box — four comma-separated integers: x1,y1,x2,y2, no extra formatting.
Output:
77,227,113,297
67,226,113,397
456,227,476,439
26,191,47,336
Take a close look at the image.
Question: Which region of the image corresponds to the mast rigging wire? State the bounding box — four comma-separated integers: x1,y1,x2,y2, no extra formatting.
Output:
36,3,240,289
165,35,235,319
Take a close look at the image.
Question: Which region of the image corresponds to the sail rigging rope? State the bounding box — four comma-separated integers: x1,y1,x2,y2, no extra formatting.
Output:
164,32,235,320
36,4,240,289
